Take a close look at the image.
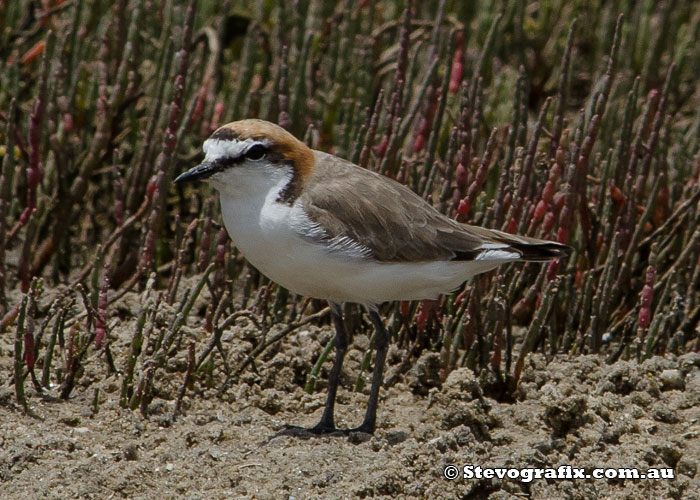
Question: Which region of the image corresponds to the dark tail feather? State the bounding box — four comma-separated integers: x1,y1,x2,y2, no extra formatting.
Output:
456,224,572,262
512,241,571,261
483,228,572,261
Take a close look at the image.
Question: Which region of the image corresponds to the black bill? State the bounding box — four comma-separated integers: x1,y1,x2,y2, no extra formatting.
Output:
174,162,218,184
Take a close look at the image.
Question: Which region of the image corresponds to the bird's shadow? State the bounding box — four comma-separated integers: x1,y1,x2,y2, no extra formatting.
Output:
259,424,372,446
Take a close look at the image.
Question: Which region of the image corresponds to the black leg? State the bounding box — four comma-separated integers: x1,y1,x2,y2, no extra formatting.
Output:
352,307,389,434
273,304,387,440
309,302,348,433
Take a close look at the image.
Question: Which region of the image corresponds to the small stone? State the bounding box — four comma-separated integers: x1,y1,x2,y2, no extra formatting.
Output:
441,404,490,440
59,416,81,427
385,430,408,446
353,334,370,351
637,418,658,434
407,352,442,395
635,376,661,397
652,443,682,467
451,425,475,447
659,369,684,391
123,442,139,461
347,431,372,445
599,362,637,395
370,437,383,452
677,458,697,478
652,404,679,424
534,441,552,455
679,353,700,374
443,368,481,400
542,390,587,436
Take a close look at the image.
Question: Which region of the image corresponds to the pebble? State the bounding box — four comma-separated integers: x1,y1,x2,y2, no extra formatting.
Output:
659,369,685,390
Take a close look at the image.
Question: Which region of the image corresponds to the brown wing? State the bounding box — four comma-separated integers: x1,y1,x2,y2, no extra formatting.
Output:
299,153,489,262
300,152,569,263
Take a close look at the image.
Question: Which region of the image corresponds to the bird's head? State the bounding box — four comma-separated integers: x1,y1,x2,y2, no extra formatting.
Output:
175,119,314,202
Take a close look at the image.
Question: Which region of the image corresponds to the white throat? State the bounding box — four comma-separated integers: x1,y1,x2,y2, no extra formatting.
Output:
208,160,294,250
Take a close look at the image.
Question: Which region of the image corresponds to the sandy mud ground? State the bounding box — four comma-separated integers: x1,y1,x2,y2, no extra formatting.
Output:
1,306,699,499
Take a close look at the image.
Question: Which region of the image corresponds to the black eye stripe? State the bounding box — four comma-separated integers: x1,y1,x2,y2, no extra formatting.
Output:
207,144,281,171
212,156,243,169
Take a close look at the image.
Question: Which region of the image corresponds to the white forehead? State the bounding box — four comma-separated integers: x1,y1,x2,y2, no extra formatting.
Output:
203,138,269,160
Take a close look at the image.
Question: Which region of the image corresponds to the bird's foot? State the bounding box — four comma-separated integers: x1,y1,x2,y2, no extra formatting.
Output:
347,421,375,435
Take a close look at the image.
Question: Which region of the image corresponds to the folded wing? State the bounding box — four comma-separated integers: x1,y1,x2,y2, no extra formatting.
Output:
299,152,569,263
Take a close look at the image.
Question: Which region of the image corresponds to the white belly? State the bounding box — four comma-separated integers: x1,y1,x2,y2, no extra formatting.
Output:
218,194,507,306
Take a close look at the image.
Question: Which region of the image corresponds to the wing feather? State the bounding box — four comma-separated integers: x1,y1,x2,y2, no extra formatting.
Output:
298,152,568,263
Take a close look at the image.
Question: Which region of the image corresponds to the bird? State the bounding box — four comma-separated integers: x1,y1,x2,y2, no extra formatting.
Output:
174,119,569,435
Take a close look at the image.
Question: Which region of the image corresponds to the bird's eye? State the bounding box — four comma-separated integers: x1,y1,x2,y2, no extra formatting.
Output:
245,145,267,161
